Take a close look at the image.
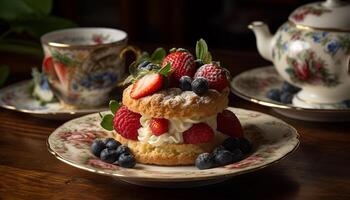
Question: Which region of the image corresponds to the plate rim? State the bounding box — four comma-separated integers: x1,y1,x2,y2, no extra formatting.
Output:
231,66,350,113
0,80,107,115
47,107,300,182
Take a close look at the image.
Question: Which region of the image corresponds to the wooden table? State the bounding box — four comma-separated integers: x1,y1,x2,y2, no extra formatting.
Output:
0,49,349,200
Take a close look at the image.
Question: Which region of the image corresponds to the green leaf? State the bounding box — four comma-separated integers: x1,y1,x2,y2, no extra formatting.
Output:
0,39,43,58
196,38,212,64
109,100,120,114
150,47,166,63
158,63,172,77
0,0,35,20
23,0,52,15
0,65,10,87
100,114,114,131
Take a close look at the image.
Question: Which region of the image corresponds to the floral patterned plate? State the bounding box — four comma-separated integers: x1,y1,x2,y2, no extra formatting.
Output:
0,80,107,120
47,107,299,188
231,66,350,121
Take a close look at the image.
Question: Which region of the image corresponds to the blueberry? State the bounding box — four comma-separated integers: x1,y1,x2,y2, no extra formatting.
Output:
280,92,293,104
213,150,234,166
91,139,106,157
116,145,130,157
192,77,209,95
266,89,281,102
222,137,240,152
195,153,214,170
100,149,118,163
281,81,300,94
118,152,136,168
179,76,193,91
137,60,151,69
239,137,252,154
231,149,244,162
212,145,226,156
343,99,350,108
104,138,121,150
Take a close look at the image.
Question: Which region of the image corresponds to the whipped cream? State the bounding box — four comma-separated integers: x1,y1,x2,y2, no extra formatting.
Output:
137,115,217,146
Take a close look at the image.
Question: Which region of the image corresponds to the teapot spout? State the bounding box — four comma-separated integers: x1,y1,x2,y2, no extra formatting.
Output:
249,21,273,61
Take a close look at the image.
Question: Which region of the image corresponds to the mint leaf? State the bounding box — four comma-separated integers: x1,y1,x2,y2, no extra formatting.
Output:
158,63,172,77
150,48,166,63
109,100,120,114
100,114,114,131
0,65,10,87
196,38,212,64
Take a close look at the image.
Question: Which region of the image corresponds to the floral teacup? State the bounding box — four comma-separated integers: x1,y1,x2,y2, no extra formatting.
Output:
41,28,138,108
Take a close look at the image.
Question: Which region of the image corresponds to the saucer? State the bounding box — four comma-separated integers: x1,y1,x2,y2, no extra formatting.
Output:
230,66,350,121
47,107,299,188
0,80,107,120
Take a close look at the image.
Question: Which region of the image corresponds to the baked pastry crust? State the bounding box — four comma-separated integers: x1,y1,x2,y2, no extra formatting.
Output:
115,133,227,166
122,85,229,119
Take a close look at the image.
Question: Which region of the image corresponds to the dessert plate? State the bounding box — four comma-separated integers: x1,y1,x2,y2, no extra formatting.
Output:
231,66,350,121
0,80,107,120
47,107,299,188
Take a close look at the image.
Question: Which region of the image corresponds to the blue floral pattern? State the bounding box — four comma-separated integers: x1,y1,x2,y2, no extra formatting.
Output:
325,40,341,56
80,71,118,90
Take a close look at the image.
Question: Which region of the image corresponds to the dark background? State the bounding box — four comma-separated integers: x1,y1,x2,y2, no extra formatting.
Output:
52,0,319,51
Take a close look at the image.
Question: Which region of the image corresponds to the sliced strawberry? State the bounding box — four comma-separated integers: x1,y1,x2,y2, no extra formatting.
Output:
150,118,169,136
194,63,229,92
217,110,243,138
161,51,196,86
183,123,215,144
53,62,69,86
130,73,163,99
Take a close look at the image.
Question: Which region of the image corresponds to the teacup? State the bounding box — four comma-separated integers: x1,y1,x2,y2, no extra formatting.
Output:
41,28,138,108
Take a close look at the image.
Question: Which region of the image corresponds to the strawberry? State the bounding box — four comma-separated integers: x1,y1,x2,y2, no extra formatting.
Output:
150,118,169,136
217,110,243,138
113,106,141,140
183,123,215,144
130,73,163,99
194,63,229,92
161,51,196,86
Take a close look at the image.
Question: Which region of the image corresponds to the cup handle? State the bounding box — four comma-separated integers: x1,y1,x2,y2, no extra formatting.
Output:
119,45,142,60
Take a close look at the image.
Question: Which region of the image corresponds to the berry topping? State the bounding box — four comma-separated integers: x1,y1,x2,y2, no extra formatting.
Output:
238,137,252,154
217,110,244,138
113,106,141,140
130,73,163,99
100,149,118,164
161,51,196,85
183,123,214,144
195,153,214,170
194,63,229,92
191,77,209,95
90,139,106,157
116,145,131,157
104,138,121,150
138,60,152,70
213,149,234,166
179,76,193,91
138,61,160,71
118,152,136,168
222,137,240,152
266,89,281,102
150,118,169,136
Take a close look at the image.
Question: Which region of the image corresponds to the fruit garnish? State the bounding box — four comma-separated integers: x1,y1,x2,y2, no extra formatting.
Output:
150,118,169,136
195,38,212,64
104,138,121,150
161,50,196,86
217,109,244,138
113,105,141,140
195,153,214,170
179,76,193,91
130,73,163,99
183,123,214,144
194,63,229,92
191,77,209,95
118,152,136,168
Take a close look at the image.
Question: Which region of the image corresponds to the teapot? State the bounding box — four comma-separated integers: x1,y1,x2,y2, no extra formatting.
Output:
249,0,350,108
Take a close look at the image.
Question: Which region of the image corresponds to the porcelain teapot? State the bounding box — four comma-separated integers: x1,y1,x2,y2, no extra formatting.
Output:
249,0,350,108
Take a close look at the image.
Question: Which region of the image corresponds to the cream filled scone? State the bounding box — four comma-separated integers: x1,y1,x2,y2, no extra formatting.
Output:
100,39,245,166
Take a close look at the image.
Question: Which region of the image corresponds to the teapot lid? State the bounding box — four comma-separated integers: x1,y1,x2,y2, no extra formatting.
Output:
289,0,350,31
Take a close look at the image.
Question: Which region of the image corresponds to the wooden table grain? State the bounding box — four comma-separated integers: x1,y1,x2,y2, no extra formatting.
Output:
0,49,349,200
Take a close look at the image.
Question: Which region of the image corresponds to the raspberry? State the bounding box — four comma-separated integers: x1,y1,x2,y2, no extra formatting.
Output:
217,110,243,138
113,106,141,140
194,64,229,92
150,118,169,136
183,123,214,144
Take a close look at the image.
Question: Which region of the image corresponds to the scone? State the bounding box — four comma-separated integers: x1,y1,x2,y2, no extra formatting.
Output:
106,40,244,166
